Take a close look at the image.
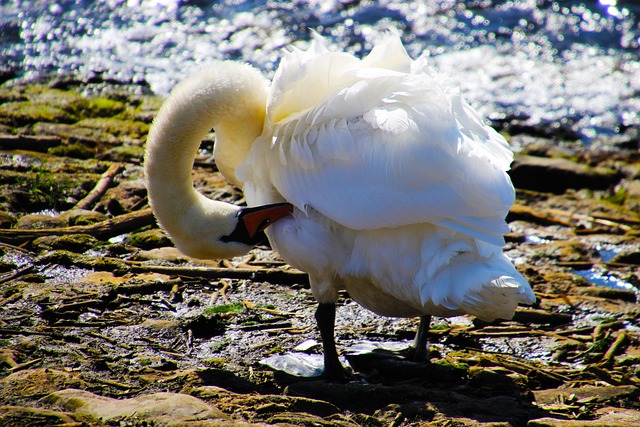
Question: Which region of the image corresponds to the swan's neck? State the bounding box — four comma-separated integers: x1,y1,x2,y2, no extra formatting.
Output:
144,62,269,259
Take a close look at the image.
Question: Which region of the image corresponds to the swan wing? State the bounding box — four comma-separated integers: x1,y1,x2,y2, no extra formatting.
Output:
240,34,515,247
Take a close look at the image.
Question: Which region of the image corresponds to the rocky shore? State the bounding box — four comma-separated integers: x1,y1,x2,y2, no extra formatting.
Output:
0,79,638,426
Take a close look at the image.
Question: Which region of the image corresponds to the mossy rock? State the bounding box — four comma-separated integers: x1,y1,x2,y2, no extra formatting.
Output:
578,286,637,302
76,97,127,118
16,214,66,230
32,234,99,253
610,250,640,265
27,86,84,107
4,168,89,213
534,240,597,263
124,229,172,250
0,87,27,103
32,122,109,144
99,143,145,163
59,209,108,226
0,101,77,126
74,117,149,139
0,368,88,401
48,142,95,159
0,211,16,228
36,249,129,274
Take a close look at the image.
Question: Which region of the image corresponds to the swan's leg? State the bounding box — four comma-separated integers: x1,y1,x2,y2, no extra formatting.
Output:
315,302,347,381
411,314,432,361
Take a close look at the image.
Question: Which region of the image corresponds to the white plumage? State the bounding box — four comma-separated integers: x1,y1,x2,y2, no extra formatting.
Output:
145,32,535,380
240,33,534,320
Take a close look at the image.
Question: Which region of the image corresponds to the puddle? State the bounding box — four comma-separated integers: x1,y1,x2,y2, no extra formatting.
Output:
574,268,637,292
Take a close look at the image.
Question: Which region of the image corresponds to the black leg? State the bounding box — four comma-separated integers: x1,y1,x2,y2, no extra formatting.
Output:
411,315,432,362
315,303,348,381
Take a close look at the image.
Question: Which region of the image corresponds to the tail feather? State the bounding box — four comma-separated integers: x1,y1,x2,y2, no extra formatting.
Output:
421,252,535,321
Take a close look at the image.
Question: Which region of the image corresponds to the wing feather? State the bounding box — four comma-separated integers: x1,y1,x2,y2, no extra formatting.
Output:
239,35,516,247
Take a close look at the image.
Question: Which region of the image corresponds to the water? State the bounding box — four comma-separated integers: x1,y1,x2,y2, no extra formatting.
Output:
1,0,639,143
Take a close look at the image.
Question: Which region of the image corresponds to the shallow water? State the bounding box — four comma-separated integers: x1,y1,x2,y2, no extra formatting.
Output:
1,0,639,144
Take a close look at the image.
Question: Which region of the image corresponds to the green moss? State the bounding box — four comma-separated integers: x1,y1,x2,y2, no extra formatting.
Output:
74,117,149,139
13,169,74,210
433,359,470,371
101,144,145,163
137,358,153,366
125,229,172,250
79,97,127,117
0,101,77,126
602,186,628,206
32,234,98,253
203,358,228,368
49,142,95,159
203,302,245,315
0,87,27,103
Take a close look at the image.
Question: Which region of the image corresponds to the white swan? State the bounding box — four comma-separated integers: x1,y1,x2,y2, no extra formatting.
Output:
145,33,536,380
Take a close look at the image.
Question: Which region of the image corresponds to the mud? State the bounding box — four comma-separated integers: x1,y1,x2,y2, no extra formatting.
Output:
0,81,638,427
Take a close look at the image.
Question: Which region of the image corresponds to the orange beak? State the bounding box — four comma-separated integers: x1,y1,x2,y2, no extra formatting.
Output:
240,203,293,240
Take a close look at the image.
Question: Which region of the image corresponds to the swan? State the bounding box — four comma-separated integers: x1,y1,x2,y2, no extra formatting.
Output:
144,33,536,380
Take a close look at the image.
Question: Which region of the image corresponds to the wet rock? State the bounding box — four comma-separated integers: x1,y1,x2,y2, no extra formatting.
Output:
0,211,16,228
32,233,98,252
16,213,66,229
74,117,149,140
577,286,637,303
0,101,77,126
36,249,129,274
533,384,639,406
509,155,621,193
48,141,96,159
100,144,145,163
102,180,147,213
191,385,341,419
610,248,640,265
529,408,640,426
0,405,83,426
125,228,172,250
183,313,226,339
58,208,108,226
0,369,88,402
512,308,572,326
43,388,231,426
134,247,187,261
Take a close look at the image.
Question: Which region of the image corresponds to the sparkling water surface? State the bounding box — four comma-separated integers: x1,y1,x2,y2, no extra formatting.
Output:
1,0,639,143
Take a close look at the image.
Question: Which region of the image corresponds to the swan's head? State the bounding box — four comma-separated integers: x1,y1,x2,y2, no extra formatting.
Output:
159,195,293,260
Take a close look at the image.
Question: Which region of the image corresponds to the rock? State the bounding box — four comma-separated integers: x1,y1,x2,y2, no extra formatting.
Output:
512,308,572,325
529,407,640,426
0,405,81,426
610,248,640,265
532,384,638,405
0,211,16,228
43,389,231,426
0,101,77,126
16,213,66,229
577,286,637,303
190,385,341,419
0,369,88,401
134,247,186,261
58,208,108,226
102,180,147,213
509,155,620,193
125,228,172,250
32,233,98,252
